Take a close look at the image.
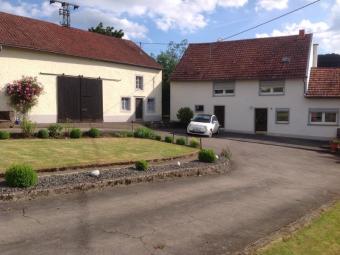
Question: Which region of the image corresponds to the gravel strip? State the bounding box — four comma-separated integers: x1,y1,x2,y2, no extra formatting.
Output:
0,159,231,201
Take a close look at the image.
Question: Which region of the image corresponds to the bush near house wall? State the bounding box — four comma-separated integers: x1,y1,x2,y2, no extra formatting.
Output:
177,107,194,126
88,128,101,138
48,124,63,138
70,128,82,139
20,119,36,137
0,131,10,140
5,164,38,188
37,129,49,139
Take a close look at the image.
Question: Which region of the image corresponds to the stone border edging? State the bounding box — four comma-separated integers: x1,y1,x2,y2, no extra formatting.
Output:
0,159,231,201
0,151,199,178
234,199,339,255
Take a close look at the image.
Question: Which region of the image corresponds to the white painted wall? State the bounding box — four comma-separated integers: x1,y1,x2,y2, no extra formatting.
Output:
0,47,162,123
171,80,340,140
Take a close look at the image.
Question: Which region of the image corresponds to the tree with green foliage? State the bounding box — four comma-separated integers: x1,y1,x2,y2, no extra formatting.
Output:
154,40,188,118
89,22,124,38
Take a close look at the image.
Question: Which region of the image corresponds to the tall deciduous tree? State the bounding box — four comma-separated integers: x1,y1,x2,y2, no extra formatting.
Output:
89,22,124,38
154,40,188,118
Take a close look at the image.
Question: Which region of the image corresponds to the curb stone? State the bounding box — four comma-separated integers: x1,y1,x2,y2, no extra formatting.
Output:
0,159,231,201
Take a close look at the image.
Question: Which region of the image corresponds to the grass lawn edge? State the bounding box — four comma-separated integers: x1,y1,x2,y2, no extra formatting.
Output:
238,199,340,255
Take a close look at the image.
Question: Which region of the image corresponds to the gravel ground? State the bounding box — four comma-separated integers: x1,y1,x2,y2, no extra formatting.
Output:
0,159,228,195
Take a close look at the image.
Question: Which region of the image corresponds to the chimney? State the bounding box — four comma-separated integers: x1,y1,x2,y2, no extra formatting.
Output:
298,29,305,38
312,43,318,67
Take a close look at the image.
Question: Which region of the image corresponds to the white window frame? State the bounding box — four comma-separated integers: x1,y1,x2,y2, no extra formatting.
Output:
195,105,204,112
213,81,235,97
147,98,156,113
121,97,131,111
308,109,339,126
275,108,290,124
259,80,285,96
135,75,144,90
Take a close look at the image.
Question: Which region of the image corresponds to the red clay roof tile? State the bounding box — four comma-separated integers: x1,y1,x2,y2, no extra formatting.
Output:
0,12,161,70
171,34,312,81
306,68,340,98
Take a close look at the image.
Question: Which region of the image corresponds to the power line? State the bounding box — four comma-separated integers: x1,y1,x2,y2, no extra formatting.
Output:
221,0,321,41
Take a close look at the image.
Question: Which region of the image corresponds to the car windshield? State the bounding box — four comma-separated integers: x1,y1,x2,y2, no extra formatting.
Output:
192,115,211,123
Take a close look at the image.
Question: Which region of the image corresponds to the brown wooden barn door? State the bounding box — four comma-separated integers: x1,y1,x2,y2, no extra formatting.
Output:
80,78,103,122
57,76,81,122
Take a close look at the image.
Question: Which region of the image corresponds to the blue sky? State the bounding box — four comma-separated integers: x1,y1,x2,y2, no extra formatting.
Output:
1,0,339,55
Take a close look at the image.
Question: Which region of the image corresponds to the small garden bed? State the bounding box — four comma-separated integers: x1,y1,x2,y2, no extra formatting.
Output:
0,158,231,201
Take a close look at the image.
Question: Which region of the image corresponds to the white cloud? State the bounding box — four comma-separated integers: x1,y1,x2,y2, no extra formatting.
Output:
256,0,340,53
73,0,249,33
256,0,289,11
0,0,249,38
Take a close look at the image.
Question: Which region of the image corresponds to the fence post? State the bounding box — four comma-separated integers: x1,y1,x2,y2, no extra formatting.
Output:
186,135,188,145
131,120,134,132
200,138,202,149
172,132,175,143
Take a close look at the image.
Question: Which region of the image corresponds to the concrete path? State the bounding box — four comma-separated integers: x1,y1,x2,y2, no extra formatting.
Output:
0,139,340,255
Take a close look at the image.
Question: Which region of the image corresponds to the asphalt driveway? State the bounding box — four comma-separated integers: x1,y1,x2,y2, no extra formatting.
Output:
0,138,339,255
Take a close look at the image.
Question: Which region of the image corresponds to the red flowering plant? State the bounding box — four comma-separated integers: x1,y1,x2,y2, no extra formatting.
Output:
5,76,43,117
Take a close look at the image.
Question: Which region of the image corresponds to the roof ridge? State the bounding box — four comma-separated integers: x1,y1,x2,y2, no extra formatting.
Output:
188,33,312,46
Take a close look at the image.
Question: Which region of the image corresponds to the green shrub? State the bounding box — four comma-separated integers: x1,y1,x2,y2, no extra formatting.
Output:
0,131,10,140
20,119,36,137
114,131,134,137
135,160,149,171
37,129,49,139
177,107,194,125
70,128,82,139
189,138,200,148
155,135,162,141
88,128,101,138
176,137,186,145
220,147,232,160
164,136,173,143
198,149,216,163
5,164,38,188
134,127,155,139
48,124,63,138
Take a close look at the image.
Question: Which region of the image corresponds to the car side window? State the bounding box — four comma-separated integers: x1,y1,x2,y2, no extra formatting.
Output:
212,116,217,123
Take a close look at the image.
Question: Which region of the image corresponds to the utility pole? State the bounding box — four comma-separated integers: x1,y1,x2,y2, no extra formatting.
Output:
50,0,79,27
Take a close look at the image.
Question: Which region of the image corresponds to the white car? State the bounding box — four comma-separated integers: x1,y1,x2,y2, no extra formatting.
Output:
187,114,220,137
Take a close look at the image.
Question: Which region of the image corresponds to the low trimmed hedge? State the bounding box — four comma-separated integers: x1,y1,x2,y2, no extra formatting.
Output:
88,128,101,138
135,160,148,171
70,128,82,139
198,149,216,163
176,137,186,145
5,164,38,188
164,136,173,143
37,129,49,139
0,131,10,140
154,135,162,141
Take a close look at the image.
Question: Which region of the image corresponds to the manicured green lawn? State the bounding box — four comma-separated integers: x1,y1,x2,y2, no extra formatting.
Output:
0,138,196,172
258,202,340,255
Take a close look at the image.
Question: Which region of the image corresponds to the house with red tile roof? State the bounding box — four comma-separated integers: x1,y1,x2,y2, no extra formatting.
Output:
0,12,162,123
170,30,340,140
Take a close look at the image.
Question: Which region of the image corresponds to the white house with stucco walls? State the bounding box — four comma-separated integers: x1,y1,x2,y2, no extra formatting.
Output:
0,12,162,124
171,31,340,140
